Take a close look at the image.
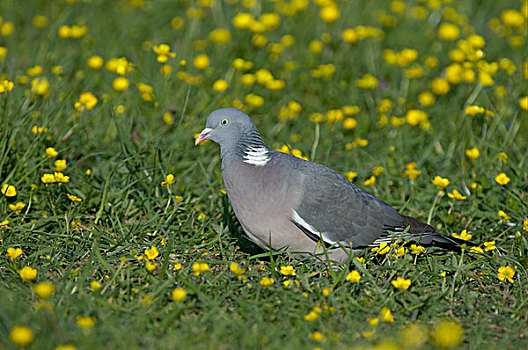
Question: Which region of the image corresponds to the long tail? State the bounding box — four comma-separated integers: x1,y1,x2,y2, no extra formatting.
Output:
401,215,477,248
430,233,477,248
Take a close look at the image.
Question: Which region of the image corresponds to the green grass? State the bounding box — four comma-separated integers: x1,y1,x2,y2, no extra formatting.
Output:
1,0,527,349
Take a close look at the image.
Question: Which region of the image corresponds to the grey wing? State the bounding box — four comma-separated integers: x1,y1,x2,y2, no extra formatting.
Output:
293,164,405,248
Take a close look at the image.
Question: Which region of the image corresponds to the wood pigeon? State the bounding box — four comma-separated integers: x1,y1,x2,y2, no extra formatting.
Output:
196,108,474,262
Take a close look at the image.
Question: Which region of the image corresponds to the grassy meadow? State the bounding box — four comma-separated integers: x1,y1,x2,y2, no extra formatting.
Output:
1,0,528,348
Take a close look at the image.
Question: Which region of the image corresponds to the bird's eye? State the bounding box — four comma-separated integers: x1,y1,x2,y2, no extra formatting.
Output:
220,119,229,126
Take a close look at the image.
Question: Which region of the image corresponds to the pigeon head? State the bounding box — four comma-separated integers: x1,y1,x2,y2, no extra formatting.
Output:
195,108,259,147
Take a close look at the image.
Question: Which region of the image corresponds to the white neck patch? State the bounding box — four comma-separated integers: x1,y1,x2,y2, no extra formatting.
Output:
243,147,270,166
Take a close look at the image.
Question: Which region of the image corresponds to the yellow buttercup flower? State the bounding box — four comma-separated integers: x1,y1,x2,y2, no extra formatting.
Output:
31,77,49,96
19,266,38,281
0,79,14,93
233,58,254,71
465,105,485,116
431,320,464,347
163,111,174,125
90,281,102,291
380,307,394,322
391,245,407,258
145,260,157,272
325,109,344,123
355,73,378,89
308,331,326,342
69,25,88,38
54,159,67,171
478,71,494,86
161,174,175,187
498,210,511,222
210,28,231,43
342,117,357,130
432,77,450,95
519,96,528,111
152,43,176,63
345,270,361,283
418,91,435,107
87,55,104,70
437,22,460,41
192,262,210,276
229,262,246,276
452,230,472,241
54,172,69,183
402,162,422,180
232,12,255,30
319,5,340,23
31,125,48,134
172,287,187,302
46,147,59,158
6,247,23,260
465,147,480,160
469,246,484,254
363,175,376,187
27,65,43,77
255,68,273,84
432,176,450,190
213,79,228,92
342,28,358,43
41,173,56,184
33,282,55,299
497,265,515,283
342,105,360,116
405,109,428,126
193,54,210,70
482,241,496,252
345,171,357,182
240,73,256,87
32,15,48,28
105,57,133,75
244,93,264,108
137,83,155,101
1,184,17,197
75,92,98,111
445,63,463,84
400,323,428,348
495,172,510,185
265,79,285,91
259,13,280,31
391,277,411,290
112,77,129,92
280,265,295,276
372,166,384,177
500,9,524,27
371,242,390,254
410,244,425,254
259,276,275,287
9,326,34,347
76,316,95,329
304,306,322,322
447,189,467,200
0,48,7,63
144,245,159,260
170,16,184,29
